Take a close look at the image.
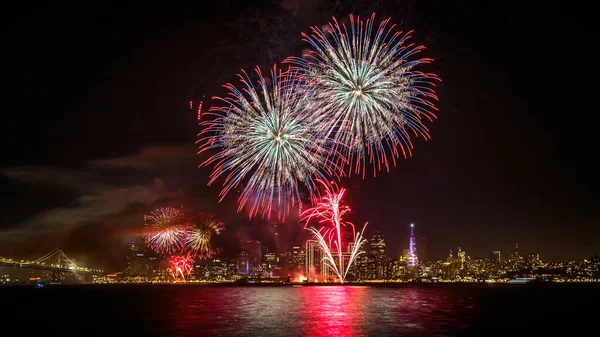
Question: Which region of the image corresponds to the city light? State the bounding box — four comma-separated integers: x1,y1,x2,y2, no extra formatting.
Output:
2,239,599,285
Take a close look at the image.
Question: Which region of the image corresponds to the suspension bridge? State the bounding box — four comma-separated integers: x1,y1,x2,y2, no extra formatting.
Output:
0,248,103,275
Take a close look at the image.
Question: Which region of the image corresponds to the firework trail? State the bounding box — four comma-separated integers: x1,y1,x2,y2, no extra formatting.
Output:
302,180,349,273
306,223,367,282
285,13,440,177
198,65,343,219
302,180,367,282
143,207,188,255
184,212,225,259
169,255,194,280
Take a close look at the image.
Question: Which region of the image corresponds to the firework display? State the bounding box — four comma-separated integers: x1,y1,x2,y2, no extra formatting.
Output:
198,65,342,219
169,255,194,280
302,180,368,282
143,207,188,255
189,13,439,280
185,213,225,259
285,13,440,176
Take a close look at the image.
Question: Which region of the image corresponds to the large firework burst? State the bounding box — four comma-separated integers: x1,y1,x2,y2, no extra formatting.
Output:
143,207,188,255
185,213,225,259
198,65,342,219
285,13,440,176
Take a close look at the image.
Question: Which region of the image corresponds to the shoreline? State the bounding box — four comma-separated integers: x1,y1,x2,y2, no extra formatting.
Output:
2,281,599,288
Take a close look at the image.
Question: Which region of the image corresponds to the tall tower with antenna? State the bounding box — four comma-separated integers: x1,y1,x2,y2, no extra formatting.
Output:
408,223,418,266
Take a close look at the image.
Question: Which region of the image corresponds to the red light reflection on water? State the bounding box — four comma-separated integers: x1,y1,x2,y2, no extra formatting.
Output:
166,285,476,337
297,286,368,336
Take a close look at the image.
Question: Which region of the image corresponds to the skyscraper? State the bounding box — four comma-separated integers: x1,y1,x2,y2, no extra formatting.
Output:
491,250,501,263
236,250,250,275
240,240,262,271
305,240,322,281
370,231,387,279
125,240,138,277
125,239,151,277
408,224,418,266
457,247,466,270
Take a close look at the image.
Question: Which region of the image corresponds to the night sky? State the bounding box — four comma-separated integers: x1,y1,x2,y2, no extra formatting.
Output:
1,0,597,270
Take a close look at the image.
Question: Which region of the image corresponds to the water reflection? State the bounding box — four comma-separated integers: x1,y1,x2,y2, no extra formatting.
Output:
298,286,368,336
295,286,471,336
166,285,476,337
3,284,596,336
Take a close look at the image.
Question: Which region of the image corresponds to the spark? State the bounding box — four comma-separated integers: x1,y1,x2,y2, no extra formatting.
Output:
185,213,225,259
198,65,343,219
143,207,188,255
285,13,440,177
302,180,367,282
169,255,194,280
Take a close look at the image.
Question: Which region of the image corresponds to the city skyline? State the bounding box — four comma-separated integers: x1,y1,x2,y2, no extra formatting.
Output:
2,223,595,277
1,1,598,267
3,225,598,286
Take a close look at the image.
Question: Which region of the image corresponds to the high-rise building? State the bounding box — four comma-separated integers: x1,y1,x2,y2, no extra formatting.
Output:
125,239,151,277
236,250,250,275
292,246,305,273
401,249,410,262
370,231,387,279
279,251,292,274
125,240,138,273
240,240,262,271
407,224,418,266
457,247,466,270
264,252,277,265
204,258,228,280
305,240,322,281
370,231,386,258
264,252,278,277
491,250,501,263
260,245,269,270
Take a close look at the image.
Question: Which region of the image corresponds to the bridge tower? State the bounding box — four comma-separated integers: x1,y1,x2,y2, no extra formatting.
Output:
51,250,62,283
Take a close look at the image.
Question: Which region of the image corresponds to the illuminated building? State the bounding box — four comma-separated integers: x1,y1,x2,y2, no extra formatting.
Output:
401,249,410,261
528,253,539,262
509,243,523,268
370,231,387,279
240,240,262,272
512,243,520,260
390,259,408,279
237,250,250,275
305,240,322,281
264,252,277,264
407,224,418,267
354,254,372,280
204,258,229,280
125,239,153,278
292,246,305,273
457,247,466,270
491,250,501,263
125,240,138,276
279,251,292,274
264,252,278,277
527,253,540,267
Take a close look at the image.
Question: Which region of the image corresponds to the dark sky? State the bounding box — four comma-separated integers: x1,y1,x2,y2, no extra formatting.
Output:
1,0,597,270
